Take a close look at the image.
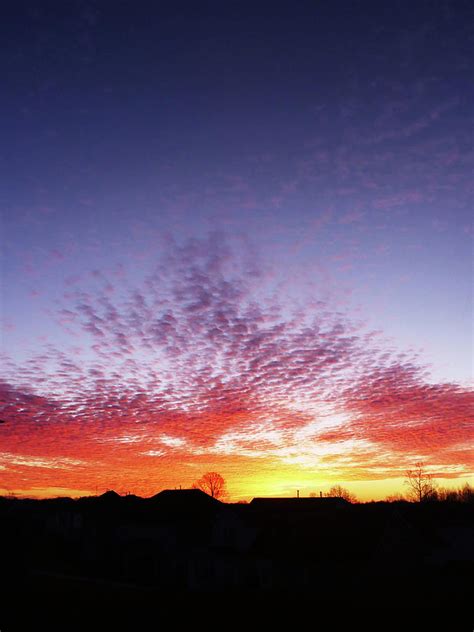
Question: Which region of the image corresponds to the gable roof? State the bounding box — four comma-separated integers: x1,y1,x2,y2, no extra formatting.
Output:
150,488,222,513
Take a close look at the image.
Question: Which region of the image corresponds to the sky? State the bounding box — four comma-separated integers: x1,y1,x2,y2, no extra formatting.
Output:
1,1,473,501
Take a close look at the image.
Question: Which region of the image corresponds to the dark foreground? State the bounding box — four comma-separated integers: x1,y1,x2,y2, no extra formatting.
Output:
1,490,473,625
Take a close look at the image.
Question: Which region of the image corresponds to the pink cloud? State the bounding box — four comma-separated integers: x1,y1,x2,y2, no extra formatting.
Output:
1,234,472,495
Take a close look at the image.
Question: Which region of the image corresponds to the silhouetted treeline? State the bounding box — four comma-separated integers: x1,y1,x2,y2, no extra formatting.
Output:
385,482,474,504
431,483,474,503
1,489,472,624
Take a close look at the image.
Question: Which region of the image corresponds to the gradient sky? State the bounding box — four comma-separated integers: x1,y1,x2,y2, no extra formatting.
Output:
1,1,473,501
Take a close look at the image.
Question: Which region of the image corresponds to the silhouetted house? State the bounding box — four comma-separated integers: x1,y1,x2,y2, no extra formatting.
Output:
211,506,257,553
44,504,84,540
249,497,349,512
150,489,222,516
97,490,121,503
2,491,473,600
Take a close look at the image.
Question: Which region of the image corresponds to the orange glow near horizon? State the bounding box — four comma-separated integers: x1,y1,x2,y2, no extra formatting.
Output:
3,475,473,503
1,238,472,502
1,422,472,502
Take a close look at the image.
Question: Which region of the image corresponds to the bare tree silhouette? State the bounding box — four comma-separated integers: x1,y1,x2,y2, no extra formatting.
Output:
192,472,226,500
326,484,357,503
404,463,438,502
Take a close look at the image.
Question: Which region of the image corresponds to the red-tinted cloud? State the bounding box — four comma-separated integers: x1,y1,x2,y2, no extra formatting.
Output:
1,234,472,496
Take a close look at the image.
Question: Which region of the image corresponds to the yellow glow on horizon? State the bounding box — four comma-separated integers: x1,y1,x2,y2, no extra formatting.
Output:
2,468,472,502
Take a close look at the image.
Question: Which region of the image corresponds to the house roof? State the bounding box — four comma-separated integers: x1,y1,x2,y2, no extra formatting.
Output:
249,497,349,510
150,488,222,513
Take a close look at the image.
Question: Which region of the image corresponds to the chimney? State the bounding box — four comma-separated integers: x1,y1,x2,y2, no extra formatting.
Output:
320,491,322,498
297,489,300,498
